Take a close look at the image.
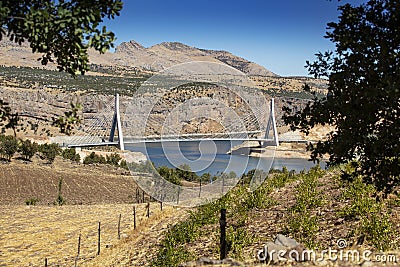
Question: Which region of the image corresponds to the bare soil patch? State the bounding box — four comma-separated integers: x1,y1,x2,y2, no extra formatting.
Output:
0,157,140,205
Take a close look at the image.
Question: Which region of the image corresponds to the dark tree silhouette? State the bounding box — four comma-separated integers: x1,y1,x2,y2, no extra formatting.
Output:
283,0,400,193
0,0,123,75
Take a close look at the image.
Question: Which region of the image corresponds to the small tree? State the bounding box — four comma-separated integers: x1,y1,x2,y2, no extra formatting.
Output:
39,143,60,164
0,100,20,136
55,178,65,206
106,152,122,166
0,135,18,161
19,139,38,161
61,148,81,162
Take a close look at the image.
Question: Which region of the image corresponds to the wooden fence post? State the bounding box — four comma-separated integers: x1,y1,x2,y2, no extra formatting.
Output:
176,187,180,205
160,201,163,211
133,206,136,230
118,214,122,239
199,179,202,198
97,222,101,255
45,258,48,267
219,209,227,260
147,202,150,218
74,233,81,267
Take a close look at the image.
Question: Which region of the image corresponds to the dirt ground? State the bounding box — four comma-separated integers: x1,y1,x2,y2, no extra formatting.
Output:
0,157,141,205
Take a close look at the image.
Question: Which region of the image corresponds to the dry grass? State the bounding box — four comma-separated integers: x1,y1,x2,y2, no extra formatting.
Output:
0,203,187,267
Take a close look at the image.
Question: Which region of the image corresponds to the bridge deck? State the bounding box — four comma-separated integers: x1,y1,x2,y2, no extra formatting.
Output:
67,138,276,148
66,137,310,148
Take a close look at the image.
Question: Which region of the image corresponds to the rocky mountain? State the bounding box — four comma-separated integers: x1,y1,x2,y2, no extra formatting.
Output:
0,39,277,76
112,40,277,76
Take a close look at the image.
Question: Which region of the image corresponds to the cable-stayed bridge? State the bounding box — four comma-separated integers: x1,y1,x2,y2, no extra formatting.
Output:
52,94,290,149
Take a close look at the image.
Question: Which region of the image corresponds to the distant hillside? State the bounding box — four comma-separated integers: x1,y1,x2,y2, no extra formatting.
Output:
0,39,277,76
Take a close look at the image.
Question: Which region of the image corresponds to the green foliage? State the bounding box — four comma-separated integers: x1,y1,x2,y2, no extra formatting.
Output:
286,166,325,249
282,0,400,193
52,103,82,136
287,210,319,249
338,164,397,250
0,0,123,75
226,226,253,260
83,152,130,169
338,175,378,220
54,178,65,206
61,148,80,162
127,160,155,173
176,164,197,182
0,66,147,96
359,212,395,251
157,165,182,186
83,152,106,165
291,167,325,212
0,134,18,161
38,143,60,163
25,197,39,206
19,139,38,160
152,168,298,266
119,159,128,170
106,152,121,166
0,99,20,136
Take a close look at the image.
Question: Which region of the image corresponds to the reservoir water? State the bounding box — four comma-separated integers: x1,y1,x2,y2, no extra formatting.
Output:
126,140,324,176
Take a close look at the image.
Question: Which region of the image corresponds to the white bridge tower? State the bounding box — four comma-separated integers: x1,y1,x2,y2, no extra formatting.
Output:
109,93,125,150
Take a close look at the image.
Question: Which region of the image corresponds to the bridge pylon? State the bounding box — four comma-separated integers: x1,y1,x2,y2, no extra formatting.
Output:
109,93,125,150
263,98,279,147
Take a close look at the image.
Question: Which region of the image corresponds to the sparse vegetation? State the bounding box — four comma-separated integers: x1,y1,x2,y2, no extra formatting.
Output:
152,168,297,266
83,152,106,165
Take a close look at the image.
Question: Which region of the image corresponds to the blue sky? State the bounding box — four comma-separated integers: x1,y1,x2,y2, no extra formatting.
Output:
104,0,366,76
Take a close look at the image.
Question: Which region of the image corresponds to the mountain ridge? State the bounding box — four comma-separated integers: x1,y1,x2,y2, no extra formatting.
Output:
113,40,278,76
0,39,277,77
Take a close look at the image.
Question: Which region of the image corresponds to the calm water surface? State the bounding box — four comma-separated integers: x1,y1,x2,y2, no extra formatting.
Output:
126,140,324,176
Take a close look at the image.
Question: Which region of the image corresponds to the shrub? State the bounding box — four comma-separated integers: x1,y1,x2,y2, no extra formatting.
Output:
226,226,253,260
286,166,325,249
157,165,182,186
106,152,121,166
25,197,39,206
359,212,395,251
338,176,378,220
19,139,38,160
119,159,128,170
83,152,106,164
38,143,60,163
61,148,81,162
54,178,65,206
